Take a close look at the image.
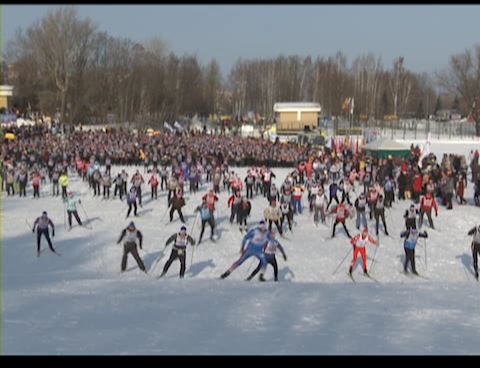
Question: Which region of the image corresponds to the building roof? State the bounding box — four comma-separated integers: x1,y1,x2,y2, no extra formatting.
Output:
0,85,14,97
273,102,321,113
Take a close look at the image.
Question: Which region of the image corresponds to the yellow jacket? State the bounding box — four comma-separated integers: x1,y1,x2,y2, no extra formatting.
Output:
59,174,69,187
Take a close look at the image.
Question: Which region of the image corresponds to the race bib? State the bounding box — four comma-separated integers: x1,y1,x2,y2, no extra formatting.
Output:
177,249,184,255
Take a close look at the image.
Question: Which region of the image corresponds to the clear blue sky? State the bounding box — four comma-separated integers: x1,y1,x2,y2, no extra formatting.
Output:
2,5,480,79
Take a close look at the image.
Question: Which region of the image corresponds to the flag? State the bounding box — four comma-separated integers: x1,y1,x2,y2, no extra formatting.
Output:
350,98,354,115
342,98,349,112
163,121,174,132
174,121,184,131
418,132,431,169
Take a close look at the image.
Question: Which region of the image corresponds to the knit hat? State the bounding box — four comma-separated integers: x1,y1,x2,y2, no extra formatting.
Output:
128,221,135,228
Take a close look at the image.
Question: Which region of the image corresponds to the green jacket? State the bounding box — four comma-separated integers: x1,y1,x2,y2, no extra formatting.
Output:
64,197,81,211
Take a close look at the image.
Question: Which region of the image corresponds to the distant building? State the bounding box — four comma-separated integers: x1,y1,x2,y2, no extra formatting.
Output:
273,102,321,132
0,85,14,109
435,109,461,122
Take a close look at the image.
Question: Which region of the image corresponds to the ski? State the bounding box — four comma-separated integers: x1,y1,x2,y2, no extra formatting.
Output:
347,272,356,283
399,270,429,280
400,270,413,278
363,273,379,282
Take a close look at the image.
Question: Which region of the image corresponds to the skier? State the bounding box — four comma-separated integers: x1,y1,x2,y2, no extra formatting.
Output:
354,192,368,230
329,201,352,238
312,186,328,225
237,197,252,232
117,221,147,274
264,199,283,235
279,200,294,232
126,187,138,218
194,198,216,244
404,204,420,230
131,170,144,207
64,190,83,229
159,226,196,278
467,224,480,280
400,226,428,275
348,227,377,276
32,211,57,256
168,189,186,223
246,231,287,282
220,220,273,281
373,193,389,236
419,191,438,229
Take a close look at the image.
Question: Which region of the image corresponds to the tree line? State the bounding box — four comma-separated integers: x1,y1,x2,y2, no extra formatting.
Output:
3,6,480,135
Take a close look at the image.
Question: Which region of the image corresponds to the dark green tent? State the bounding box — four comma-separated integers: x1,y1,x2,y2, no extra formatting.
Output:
361,136,411,158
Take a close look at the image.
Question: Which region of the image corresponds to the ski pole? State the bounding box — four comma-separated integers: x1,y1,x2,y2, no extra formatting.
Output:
370,240,379,272
80,202,93,229
150,252,163,274
332,247,352,275
160,204,171,223
424,237,427,270
189,211,199,268
246,256,257,273
25,218,33,230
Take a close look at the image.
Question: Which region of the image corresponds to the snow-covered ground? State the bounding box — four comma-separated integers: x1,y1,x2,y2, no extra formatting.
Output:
3,140,480,355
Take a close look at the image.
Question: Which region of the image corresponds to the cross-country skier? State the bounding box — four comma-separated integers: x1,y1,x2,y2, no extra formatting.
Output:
126,186,138,218
348,227,377,276
404,204,420,230
400,226,428,275
159,225,195,278
220,220,273,281
32,211,57,256
64,190,83,229
194,198,216,244
246,231,287,282
117,221,147,274
467,224,480,280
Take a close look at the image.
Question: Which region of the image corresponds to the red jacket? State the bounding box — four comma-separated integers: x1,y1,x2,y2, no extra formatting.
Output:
420,194,438,215
412,174,422,192
202,193,219,211
148,175,159,187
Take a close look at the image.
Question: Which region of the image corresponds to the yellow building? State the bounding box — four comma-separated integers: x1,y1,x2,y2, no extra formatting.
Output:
0,85,14,109
273,102,321,133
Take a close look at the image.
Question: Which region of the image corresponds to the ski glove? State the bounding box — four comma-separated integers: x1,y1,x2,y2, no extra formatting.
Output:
52,229,55,237
32,228,35,233
283,255,287,261
424,231,428,238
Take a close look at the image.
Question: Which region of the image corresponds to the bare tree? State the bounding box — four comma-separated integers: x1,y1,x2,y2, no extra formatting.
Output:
388,56,406,116
15,6,98,121
352,53,383,118
203,59,223,117
436,45,480,135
